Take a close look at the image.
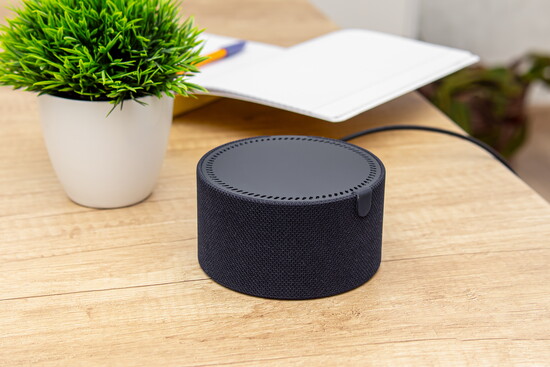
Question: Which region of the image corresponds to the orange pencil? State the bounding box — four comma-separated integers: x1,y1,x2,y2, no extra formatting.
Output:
179,40,247,74
197,40,246,67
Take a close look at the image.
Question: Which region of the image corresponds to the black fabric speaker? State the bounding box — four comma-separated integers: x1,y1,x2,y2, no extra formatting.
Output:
197,135,385,300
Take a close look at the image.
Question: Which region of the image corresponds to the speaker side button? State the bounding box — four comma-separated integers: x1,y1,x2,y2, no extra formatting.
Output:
355,187,372,217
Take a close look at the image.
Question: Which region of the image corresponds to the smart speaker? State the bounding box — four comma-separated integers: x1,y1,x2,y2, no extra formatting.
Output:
197,135,385,299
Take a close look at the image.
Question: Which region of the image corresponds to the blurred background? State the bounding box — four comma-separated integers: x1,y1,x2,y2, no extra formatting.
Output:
311,0,550,201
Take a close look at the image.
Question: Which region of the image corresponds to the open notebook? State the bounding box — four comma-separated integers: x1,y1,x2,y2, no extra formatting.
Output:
190,29,479,122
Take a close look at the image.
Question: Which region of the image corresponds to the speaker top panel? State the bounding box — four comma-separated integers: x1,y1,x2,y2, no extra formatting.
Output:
199,135,384,202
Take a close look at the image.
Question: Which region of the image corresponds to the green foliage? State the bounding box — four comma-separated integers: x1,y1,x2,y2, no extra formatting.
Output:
420,54,550,158
520,54,550,86
0,0,207,107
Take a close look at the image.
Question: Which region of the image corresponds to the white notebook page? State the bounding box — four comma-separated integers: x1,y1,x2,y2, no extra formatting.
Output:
195,29,478,122
193,29,478,122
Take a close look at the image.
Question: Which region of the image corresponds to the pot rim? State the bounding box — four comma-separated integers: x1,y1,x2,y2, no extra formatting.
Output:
37,93,171,104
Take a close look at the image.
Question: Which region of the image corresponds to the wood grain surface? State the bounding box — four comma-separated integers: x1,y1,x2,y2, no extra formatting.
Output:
1,0,549,366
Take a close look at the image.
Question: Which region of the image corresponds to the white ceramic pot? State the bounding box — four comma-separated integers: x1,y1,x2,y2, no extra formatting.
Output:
38,94,174,208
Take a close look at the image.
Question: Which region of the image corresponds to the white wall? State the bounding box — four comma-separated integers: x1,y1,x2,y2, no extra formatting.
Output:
419,0,550,64
309,0,419,38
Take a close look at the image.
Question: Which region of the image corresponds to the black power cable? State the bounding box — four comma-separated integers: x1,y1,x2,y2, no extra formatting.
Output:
340,124,516,175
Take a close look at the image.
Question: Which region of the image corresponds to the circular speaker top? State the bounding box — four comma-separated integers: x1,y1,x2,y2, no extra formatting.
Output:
199,135,383,203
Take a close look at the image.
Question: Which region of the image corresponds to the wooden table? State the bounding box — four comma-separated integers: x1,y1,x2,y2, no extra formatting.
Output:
1,1,549,365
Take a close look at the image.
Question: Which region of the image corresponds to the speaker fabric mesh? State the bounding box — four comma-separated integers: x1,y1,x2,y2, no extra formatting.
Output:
197,136,385,300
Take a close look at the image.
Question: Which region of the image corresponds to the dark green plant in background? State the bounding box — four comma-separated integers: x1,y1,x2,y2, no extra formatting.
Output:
0,0,206,107
420,54,550,157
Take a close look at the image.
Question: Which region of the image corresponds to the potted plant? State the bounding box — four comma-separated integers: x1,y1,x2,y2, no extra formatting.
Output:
0,0,205,208
420,53,550,158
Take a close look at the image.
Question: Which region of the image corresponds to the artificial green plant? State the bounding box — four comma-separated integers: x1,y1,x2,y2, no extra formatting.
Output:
0,0,206,107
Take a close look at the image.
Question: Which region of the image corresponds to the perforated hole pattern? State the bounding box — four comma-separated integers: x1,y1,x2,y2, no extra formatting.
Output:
203,136,381,202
